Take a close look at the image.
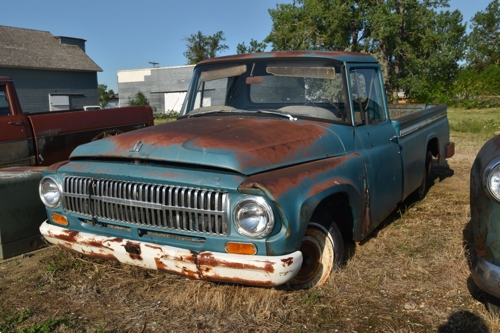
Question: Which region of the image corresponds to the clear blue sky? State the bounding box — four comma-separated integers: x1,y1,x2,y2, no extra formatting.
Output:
1,0,494,92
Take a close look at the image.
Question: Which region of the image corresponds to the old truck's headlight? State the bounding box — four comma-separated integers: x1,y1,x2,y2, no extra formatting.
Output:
39,175,63,208
233,196,274,238
485,157,500,202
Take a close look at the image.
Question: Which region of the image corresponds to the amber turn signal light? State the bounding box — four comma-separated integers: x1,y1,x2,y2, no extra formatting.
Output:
225,242,257,255
51,213,68,226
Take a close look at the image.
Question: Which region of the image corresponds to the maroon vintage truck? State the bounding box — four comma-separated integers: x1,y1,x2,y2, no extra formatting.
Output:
0,76,154,167
0,76,154,259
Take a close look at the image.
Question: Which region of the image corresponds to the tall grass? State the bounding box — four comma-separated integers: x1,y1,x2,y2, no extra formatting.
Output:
448,107,500,140
153,112,179,125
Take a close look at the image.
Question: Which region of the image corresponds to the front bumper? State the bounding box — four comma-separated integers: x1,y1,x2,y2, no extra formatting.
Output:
40,221,302,287
472,255,500,298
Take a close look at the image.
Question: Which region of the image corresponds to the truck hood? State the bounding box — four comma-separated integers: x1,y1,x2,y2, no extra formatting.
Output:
70,117,346,175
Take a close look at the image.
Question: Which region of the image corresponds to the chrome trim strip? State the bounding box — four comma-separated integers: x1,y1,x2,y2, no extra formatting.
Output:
399,113,446,137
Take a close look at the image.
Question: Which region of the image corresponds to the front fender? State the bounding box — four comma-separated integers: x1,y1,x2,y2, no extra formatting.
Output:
239,154,365,254
471,135,500,265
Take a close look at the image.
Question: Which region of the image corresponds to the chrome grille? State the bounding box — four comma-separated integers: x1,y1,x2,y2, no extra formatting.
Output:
63,176,229,236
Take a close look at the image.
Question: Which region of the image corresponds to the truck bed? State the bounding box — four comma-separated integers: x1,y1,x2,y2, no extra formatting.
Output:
389,103,450,200
27,106,154,166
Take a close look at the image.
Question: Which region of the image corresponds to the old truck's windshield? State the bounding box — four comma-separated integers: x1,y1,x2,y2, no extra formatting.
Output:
181,60,349,123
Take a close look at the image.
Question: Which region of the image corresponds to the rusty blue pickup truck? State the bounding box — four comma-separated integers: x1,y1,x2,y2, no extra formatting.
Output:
38,51,455,288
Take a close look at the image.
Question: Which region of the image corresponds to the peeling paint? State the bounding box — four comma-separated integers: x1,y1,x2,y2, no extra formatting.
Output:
239,155,353,199
40,221,302,287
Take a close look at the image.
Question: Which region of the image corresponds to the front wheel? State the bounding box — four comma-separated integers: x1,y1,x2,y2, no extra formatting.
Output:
289,222,344,289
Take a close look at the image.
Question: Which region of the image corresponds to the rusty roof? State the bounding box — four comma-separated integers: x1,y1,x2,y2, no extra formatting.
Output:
198,51,378,65
0,25,102,72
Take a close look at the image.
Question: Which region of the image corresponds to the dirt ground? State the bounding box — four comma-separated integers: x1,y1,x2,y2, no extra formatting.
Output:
0,133,497,333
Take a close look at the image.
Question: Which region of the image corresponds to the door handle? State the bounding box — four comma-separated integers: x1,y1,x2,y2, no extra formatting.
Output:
8,121,23,126
389,135,399,143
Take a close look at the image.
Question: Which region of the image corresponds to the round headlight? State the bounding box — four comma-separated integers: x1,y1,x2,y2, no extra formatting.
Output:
485,157,500,202
233,196,275,238
39,175,63,208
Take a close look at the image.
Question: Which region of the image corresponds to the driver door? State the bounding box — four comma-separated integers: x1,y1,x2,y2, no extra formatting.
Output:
0,84,33,167
348,66,403,233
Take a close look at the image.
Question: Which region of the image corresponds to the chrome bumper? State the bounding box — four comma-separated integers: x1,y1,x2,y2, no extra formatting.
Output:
472,255,500,298
40,221,302,287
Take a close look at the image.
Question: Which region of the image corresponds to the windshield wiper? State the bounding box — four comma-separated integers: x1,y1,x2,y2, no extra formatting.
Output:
187,108,297,121
187,110,234,118
257,109,297,121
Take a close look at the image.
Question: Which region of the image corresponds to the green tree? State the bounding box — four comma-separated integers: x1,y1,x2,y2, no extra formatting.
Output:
451,65,500,108
467,0,500,70
265,0,466,103
128,91,149,106
236,39,268,54
450,0,500,107
183,31,229,64
98,84,115,108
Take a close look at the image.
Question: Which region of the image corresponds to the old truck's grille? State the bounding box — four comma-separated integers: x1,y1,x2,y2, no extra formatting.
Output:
62,176,229,236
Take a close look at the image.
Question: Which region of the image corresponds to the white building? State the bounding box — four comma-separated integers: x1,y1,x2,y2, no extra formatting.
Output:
117,65,194,114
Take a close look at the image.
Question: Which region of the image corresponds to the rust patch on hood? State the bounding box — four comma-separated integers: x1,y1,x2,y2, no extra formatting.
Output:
81,117,340,174
109,117,327,153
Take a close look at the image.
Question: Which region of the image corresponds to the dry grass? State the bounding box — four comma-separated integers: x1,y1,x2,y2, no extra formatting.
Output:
1,108,499,332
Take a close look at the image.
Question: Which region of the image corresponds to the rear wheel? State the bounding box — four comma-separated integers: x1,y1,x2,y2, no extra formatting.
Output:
415,151,432,200
290,222,344,289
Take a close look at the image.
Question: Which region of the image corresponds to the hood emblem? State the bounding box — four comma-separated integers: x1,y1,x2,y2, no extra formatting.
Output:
130,140,143,152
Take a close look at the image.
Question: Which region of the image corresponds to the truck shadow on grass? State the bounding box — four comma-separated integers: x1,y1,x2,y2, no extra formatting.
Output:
437,310,489,333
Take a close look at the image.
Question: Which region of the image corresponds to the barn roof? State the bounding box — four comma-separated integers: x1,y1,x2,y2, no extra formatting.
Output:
0,25,102,72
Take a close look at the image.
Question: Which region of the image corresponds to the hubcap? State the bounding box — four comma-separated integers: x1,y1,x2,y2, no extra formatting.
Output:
293,238,321,284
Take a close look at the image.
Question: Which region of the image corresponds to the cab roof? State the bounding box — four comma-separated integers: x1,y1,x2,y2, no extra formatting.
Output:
198,51,378,66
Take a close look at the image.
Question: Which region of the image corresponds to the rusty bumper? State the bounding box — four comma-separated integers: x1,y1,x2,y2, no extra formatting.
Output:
471,255,500,299
40,221,302,287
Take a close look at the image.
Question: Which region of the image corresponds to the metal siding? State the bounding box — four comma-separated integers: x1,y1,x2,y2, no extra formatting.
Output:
118,66,194,113
0,68,98,113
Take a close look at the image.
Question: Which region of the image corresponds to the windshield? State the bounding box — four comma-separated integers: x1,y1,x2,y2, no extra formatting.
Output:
180,59,350,123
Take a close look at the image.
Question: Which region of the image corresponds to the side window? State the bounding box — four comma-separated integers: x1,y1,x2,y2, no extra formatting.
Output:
349,68,386,125
192,78,228,110
0,86,11,116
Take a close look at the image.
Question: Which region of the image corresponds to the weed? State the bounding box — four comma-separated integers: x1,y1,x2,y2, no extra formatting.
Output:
153,111,178,125
0,308,33,332
303,290,321,306
0,308,80,333
18,316,77,333
95,315,107,333
46,252,83,274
